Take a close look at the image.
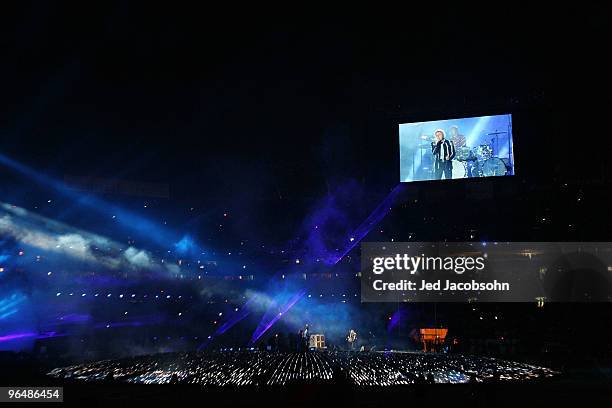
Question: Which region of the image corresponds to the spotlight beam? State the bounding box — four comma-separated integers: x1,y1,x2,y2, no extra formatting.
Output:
249,288,306,345
333,184,403,264
0,153,187,249
246,185,403,345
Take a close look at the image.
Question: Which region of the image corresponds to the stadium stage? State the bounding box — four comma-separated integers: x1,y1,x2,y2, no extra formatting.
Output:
48,350,558,386
2,350,609,407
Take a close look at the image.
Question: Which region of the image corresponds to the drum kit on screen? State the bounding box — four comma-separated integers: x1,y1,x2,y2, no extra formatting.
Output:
419,131,511,179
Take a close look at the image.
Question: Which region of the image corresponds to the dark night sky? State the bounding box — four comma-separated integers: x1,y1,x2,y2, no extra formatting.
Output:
1,4,610,204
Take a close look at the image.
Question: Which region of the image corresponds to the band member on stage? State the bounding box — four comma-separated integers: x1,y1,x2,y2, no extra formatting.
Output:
449,125,466,148
431,129,455,179
347,329,357,351
302,324,309,351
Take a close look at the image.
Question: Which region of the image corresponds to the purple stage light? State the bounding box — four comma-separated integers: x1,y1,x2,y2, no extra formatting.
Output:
387,309,403,332
0,331,67,343
333,184,403,264
197,297,258,351
0,332,36,342
249,289,306,345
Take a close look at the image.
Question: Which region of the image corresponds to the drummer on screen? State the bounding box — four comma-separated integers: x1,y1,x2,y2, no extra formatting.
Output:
431,129,455,180
449,125,466,148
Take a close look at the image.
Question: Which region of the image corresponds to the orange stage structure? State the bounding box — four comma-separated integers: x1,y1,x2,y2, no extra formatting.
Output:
419,328,448,352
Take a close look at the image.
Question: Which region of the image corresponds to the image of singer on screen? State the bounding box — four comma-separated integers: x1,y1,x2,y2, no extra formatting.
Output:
399,114,514,183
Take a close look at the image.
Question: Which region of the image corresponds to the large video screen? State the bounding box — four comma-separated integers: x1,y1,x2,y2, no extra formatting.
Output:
399,114,514,182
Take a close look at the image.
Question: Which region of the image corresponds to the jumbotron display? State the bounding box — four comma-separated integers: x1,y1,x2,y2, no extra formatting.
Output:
399,114,514,182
